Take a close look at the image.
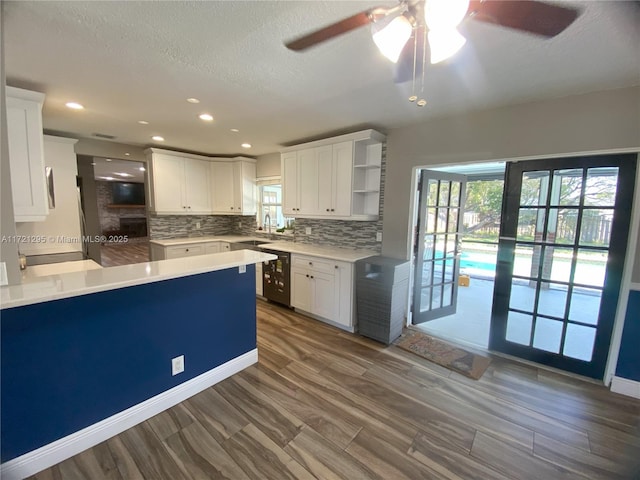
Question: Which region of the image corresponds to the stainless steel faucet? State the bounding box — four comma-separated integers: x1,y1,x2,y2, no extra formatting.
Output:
265,213,272,234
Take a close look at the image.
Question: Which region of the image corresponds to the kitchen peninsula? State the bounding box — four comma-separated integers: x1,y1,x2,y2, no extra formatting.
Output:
0,250,275,480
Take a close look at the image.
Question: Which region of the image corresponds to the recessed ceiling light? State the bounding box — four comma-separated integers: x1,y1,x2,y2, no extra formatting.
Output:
105,158,112,162
115,172,133,177
65,102,84,110
186,98,200,104
151,135,165,142
124,152,130,156
199,113,214,122
100,176,115,181
139,167,146,172
91,162,96,166
230,128,239,133
241,143,252,149
138,120,149,125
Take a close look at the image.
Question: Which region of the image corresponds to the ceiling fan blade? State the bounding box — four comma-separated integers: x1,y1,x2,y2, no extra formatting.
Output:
468,0,580,38
285,10,373,51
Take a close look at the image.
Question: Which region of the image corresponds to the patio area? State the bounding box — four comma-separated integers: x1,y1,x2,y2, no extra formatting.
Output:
416,276,601,362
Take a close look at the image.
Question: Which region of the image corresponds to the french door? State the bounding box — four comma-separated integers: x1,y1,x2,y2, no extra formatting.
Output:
413,170,467,323
490,154,636,379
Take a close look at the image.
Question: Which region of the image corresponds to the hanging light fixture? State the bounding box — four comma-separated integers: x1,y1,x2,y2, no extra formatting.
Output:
428,28,467,64
424,0,469,64
372,13,413,63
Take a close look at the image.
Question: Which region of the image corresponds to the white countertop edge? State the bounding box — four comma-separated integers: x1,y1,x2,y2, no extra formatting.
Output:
148,235,378,262
260,242,377,262
149,235,265,247
1,250,276,310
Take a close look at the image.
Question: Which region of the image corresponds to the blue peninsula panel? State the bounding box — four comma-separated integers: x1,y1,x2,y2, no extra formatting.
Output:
1,265,256,462
616,289,640,382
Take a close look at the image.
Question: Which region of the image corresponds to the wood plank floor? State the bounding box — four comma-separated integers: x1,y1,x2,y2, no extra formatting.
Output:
99,241,150,267
28,300,640,479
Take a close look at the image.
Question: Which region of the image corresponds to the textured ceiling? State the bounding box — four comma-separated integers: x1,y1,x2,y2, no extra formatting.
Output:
4,1,640,157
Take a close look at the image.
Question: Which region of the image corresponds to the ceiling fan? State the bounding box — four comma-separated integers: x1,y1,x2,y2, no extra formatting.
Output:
285,0,581,94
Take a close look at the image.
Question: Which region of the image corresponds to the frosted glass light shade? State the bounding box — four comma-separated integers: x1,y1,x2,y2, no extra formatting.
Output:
372,15,413,63
424,0,470,30
428,28,466,64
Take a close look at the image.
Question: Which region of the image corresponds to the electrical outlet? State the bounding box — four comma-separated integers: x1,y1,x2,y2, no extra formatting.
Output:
195,222,201,230
239,264,246,274
305,227,312,235
171,355,184,376
376,232,383,242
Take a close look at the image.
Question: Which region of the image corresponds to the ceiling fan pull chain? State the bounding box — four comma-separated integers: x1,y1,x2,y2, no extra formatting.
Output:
417,25,427,107
409,29,418,103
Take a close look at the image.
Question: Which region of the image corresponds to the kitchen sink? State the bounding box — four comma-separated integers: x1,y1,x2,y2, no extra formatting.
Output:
230,239,271,251
235,240,270,246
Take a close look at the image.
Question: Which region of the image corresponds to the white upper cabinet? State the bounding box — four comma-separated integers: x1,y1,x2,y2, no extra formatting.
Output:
211,158,256,215
146,149,256,217
282,152,299,216
145,149,212,215
210,161,235,213
281,130,385,221
6,86,49,222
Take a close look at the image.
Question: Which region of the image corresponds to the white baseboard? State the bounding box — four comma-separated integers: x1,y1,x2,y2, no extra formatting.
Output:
1,349,258,480
610,376,640,399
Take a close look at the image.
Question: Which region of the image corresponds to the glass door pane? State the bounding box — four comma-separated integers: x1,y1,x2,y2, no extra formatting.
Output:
490,155,635,379
413,170,466,323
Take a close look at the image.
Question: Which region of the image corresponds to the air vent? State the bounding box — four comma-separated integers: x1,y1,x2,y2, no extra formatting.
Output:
92,133,116,139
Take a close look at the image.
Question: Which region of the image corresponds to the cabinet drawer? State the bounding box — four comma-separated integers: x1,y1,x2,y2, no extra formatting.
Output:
292,254,335,274
165,244,205,259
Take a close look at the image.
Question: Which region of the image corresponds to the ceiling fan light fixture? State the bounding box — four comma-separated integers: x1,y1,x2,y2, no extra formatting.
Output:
428,28,466,64
371,14,412,63
424,0,470,30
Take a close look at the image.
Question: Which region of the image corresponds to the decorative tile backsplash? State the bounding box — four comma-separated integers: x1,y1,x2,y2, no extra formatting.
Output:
148,214,257,239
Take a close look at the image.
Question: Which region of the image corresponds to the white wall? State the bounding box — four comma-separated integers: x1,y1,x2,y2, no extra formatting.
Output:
382,86,640,259
256,152,280,178
0,2,21,284
16,136,82,255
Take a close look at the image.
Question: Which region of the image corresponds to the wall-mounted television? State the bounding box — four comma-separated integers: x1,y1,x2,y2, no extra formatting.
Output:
112,182,145,205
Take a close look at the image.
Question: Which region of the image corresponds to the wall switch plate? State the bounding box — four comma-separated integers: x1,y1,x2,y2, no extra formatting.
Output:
305,227,312,235
195,222,201,230
376,232,383,242
238,221,242,228
239,264,246,274
0,262,7,286
171,355,184,376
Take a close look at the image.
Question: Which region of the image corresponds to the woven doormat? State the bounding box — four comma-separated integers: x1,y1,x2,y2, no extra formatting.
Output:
394,329,491,380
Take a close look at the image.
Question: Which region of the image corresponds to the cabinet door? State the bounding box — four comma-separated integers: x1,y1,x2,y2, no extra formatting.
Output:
282,152,298,215
332,141,353,217
204,242,221,254
184,158,212,213
317,145,334,215
152,154,185,213
6,96,48,221
297,148,320,215
211,162,235,213
333,261,354,328
312,271,336,320
291,267,312,312
234,161,256,214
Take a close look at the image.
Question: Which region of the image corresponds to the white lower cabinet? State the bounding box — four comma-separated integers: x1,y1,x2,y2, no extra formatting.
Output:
290,254,354,331
149,241,230,261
